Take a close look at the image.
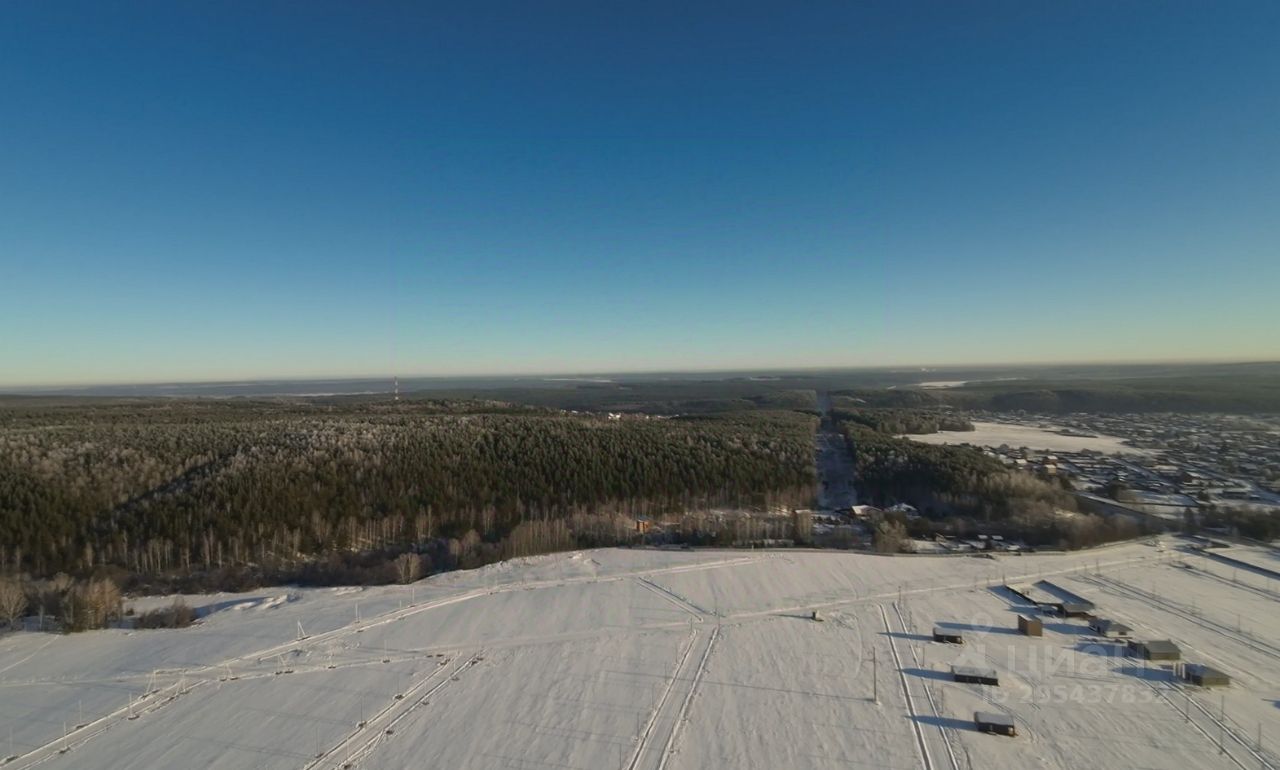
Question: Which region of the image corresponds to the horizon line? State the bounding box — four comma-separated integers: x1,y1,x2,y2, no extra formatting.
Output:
3,355,1277,393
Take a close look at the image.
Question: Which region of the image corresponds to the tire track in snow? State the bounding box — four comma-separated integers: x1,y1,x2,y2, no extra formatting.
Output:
891,602,960,770
1133,676,1271,770
655,625,718,770
626,626,714,770
1083,574,1280,663
10,676,202,769
315,651,483,770
881,603,932,770
636,577,710,618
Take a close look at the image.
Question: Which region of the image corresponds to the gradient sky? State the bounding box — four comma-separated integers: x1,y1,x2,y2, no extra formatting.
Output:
2,1,1278,386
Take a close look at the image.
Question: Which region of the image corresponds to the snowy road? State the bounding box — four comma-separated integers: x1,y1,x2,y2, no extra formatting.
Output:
815,390,857,510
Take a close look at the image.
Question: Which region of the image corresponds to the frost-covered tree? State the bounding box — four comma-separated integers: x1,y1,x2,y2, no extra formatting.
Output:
0,577,27,629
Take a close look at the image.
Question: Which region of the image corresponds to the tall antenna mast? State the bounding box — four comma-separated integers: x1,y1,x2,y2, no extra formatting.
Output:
394,376,400,402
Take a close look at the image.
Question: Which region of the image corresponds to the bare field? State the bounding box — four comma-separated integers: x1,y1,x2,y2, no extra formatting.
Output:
2,540,1277,769
905,421,1147,455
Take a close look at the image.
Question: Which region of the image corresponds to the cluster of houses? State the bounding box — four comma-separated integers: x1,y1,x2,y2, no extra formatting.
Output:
961,412,1280,529
917,578,1232,739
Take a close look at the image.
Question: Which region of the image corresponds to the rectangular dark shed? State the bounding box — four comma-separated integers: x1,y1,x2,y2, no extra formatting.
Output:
1017,615,1042,637
1133,640,1181,661
952,665,999,686
1059,602,1094,618
974,711,1016,736
933,627,964,644
1185,664,1230,687
1089,618,1132,638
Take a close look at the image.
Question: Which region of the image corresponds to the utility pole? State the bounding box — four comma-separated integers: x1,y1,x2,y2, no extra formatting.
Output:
873,647,879,705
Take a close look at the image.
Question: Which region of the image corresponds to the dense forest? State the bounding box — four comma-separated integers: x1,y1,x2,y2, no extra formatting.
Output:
931,376,1280,414
833,407,973,435
0,400,817,587
823,368,1280,415
4,364,1261,625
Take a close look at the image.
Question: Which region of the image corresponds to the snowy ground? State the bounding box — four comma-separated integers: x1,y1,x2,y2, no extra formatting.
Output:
905,421,1147,455
2,540,1278,769
1203,544,1280,579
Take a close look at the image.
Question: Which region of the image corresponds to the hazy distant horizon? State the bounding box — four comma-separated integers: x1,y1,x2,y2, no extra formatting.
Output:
5,357,1278,397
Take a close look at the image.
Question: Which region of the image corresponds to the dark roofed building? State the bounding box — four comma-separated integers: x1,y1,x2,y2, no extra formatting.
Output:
1184,663,1230,687
1055,601,1095,618
1129,639,1181,661
1089,618,1133,638
974,711,1016,736
952,665,999,686
933,627,964,644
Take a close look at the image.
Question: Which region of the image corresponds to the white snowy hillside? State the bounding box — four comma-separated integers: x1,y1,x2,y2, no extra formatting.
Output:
2,540,1278,770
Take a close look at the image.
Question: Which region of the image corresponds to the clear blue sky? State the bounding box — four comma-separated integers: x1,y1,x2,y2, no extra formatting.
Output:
2,1,1278,386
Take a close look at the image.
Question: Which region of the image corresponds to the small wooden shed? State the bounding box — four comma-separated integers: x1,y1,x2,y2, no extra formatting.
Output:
1184,663,1230,687
974,711,1017,736
1089,618,1132,638
1130,639,1181,661
953,665,999,686
932,627,964,644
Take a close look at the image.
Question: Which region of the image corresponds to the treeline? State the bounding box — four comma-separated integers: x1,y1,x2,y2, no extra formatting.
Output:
933,376,1280,414
0,400,817,585
837,410,1157,549
833,407,972,435
1198,506,1280,542
840,421,1072,520
427,382,819,415
0,573,123,632
827,373,1280,415
872,505,1144,552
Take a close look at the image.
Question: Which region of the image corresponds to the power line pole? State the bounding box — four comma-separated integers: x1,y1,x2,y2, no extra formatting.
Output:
873,646,879,705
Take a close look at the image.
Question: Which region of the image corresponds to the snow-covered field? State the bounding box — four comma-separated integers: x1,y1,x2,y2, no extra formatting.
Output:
2,540,1278,769
906,421,1146,455
1202,544,1280,578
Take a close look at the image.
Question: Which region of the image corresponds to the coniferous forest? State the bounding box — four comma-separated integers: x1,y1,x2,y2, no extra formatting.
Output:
0,399,817,587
